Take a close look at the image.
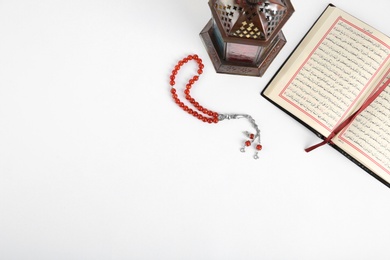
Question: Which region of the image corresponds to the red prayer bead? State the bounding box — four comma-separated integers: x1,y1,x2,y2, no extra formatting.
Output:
169,54,218,124
256,144,263,151
245,141,251,147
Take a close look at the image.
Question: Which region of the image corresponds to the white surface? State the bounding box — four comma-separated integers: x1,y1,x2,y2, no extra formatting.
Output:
0,0,390,259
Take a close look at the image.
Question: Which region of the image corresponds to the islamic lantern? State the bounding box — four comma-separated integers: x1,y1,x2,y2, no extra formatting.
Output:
200,0,294,76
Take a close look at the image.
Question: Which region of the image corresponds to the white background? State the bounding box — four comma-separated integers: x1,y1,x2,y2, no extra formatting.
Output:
1,0,390,259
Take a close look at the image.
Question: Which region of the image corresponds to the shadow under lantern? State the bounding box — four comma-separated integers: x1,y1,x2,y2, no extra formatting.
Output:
200,0,294,77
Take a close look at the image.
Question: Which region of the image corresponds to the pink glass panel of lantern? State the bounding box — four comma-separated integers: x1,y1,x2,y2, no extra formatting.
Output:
226,43,260,63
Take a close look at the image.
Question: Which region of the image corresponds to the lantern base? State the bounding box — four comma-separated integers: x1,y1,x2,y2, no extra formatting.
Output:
200,19,286,77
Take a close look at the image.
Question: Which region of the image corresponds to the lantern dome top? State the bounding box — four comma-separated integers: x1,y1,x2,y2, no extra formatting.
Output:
210,0,294,44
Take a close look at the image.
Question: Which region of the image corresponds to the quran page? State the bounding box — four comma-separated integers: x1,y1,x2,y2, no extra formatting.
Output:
332,69,390,184
262,5,390,138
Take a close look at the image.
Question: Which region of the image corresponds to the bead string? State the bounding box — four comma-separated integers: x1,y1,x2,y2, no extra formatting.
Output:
170,54,219,124
169,54,262,159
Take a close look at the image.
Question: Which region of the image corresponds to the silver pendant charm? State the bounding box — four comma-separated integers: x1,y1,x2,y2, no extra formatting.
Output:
218,113,262,159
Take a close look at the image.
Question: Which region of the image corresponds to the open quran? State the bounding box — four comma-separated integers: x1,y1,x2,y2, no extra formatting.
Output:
262,4,390,187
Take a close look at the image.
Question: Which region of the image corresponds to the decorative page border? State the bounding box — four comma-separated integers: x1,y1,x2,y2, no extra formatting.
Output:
278,16,390,132
339,70,390,175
